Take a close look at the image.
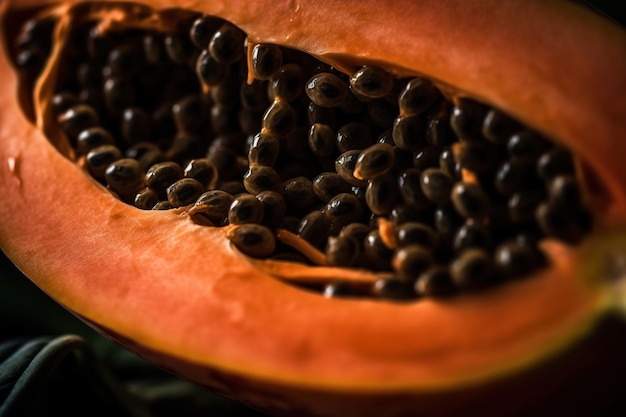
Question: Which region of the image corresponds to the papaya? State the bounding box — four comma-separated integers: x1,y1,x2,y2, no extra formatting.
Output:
1,0,626,415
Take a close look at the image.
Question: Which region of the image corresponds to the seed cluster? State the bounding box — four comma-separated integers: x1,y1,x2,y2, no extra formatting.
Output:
13,9,593,301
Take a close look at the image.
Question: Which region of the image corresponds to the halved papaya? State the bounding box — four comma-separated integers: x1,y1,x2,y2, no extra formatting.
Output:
2,0,626,416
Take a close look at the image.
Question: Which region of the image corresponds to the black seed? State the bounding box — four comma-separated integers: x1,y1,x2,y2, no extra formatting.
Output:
455,141,500,175
51,92,80,115
229,193,265,225
354,143,395,180
106,43,143,77
121,107,151,144
240,79,270,111
507,188,546,224
482,109,522,144
239,109,263,136
143,33,168,64
190,15,222,49
537,147,575,181
453,219,492,252
16,15,56,51
210,104,240,135
76,127,114,155
256,190,287,228
507,130,551,161
336,122,373,153
326,235,360,267
392,204,431,226
134,187,159,210
366,173,399,215
152,201,174,210
392,114,427,152
305,72,348,107
426,105,455,146
364,230,394,271
536,200,592,244
548,175,582,205
251,43,283,80
323,280,356,298
15,47,46,79
262,100,297,137
307,101,337,127
415,266,455,297
494,159,537,196
450,182,490,220
166,133,205,165
297,210,331,248
413,146,441,171
228,224,276,258
308,123,336,157
392,245,434,282
398,77,438,116
433,205,463,241
398,168,430,209
145,161,184,198
173,95,209,133
85,145,122,180
165,31,198,65
339,223,372,244
105,158,144,197
325,193,364,232
396,222,438,249
420,168,453,205
243,165,282,195
350,65,394,99
58,104,100,140
281,177,317,212
248,132,280,167
183,158,217,188
77,62,102,87
271,64,304,102
196,49,228,87
494,241,542,278
439,147,461,180
209,22,245,64
312,172,351,203
103,77,136,115
450,248,493,290
335,150,368,187
166,178,205,207
372,276,417,300
367,98,399,127
450,98,489,141
191,190,234,224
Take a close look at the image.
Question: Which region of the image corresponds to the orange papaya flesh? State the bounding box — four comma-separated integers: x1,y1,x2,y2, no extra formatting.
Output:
1,0,626,416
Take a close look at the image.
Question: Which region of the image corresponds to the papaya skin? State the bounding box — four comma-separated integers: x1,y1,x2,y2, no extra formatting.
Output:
1,0,626,416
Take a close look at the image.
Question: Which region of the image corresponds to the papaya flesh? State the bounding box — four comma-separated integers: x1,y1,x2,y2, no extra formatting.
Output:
2,0,626,416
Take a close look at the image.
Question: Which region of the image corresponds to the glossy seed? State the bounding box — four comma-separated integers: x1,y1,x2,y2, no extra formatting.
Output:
183,158,218,189
297,210,331,248
104,158,144,197
537,147,575,181
85,145,122,180
323,280,356,298
366,174,399,215
494,159,537,196
548,175,582,205
164,31,198,65
454,141,499,175
270,64,304,102
350,65,394,99
191,190,234,224
364,230,394,271
305,72,348,107
398,77,438,116
420,168,453,205
240,79,270,111
415,266,455,297
51,92,79,115
243,165,282,195
325,193,364,232
248,132,280,167
251,43,283,80
172,95,209,133
166,178,205,207
482,109,522,144
397,168,430,209
450,98,489,142
392,245,434,282
227,224,276,258
196,49,228,87
262,100,297,137
308,123,336,157
507,130,551,161
312,172,351,203
413,146,441,171
281,177,317,212
121,107,151,144
326,235,360,267
145,161,184,198
372,276,417,300
256,190,287,228
229,193,265,225
335,150,369,187
439,147,461,179
536,200,592,243
58,104,100,140
336,122,374,153
508,189,547,224
152,201,175,210
450,182,490,220
396,222,438,249
209,22,245,63
103,77,136,115
354,143,395,180
450,248,493,290
433,205,463,241
76,127,114,155
453,219,492,252
494,240,543,278
426,105,455,146
189,15,222,49
392,114,427,152
134,187,159,210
